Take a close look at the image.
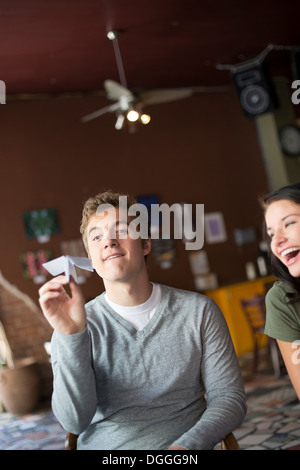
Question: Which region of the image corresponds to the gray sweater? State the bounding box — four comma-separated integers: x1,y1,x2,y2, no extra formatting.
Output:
51,284,246,450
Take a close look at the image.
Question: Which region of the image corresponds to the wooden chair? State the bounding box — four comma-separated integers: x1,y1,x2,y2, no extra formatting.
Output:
221,432,240,450
65,431,240,450
240,294,281,377
65,432,79,450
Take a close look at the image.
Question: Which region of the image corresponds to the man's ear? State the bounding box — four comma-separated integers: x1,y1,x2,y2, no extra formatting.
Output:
143,236,151,256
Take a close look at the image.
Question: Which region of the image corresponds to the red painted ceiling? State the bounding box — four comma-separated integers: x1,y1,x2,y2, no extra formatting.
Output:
0,0,299,97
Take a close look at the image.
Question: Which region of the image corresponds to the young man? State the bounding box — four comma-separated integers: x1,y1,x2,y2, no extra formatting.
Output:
39,191,246,450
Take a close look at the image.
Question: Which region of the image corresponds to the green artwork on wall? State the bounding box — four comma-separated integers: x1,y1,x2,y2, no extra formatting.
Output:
23,208,59,243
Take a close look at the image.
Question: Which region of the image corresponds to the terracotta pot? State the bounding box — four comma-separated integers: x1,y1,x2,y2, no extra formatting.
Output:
0,358,41,414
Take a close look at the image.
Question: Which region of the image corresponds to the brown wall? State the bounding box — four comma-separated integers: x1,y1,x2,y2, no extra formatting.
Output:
0,90,269,307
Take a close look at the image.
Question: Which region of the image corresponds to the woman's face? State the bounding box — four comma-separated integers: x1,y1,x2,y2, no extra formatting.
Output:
265,199,300,278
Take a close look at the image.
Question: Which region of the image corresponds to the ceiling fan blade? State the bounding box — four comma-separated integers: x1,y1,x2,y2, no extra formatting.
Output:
80,102,121,123
104,79,134,101
140,88,193,106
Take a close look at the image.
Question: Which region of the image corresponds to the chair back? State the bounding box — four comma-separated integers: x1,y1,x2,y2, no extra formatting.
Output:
240,294,266,333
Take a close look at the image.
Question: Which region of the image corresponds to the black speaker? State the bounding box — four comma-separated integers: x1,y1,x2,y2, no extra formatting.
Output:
232,62,278,117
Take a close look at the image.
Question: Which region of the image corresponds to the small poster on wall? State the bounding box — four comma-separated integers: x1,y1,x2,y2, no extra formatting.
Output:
20,249,52,284
188,250,210,276
23,208,60,243
151,238,176,269
137,194,160,234
194,272,218,291
188,250,218,291
204,212,227,244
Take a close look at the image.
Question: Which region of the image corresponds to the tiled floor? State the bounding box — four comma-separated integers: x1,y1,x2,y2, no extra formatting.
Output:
235,374,300,450
0,354,299,450
0,408,65,450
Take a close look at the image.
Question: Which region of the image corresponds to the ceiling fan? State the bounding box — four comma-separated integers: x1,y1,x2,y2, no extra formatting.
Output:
80,30,193,130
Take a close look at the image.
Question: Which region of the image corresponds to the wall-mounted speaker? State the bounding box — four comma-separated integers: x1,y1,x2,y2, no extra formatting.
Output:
232,62,278,118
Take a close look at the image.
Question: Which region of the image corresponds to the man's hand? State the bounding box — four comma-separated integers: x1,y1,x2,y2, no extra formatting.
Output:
39,275,86,335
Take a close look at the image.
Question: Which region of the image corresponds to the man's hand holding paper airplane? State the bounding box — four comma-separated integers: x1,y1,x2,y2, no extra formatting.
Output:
39,256,93,335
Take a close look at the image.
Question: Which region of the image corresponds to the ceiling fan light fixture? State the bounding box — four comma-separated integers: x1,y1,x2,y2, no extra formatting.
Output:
140,113,151,125
126,109,140,122
107,30,117,40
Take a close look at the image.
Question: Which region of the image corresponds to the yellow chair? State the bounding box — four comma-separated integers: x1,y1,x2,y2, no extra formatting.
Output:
65,431,240,450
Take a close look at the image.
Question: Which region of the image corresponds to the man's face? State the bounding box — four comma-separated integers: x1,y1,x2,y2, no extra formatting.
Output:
86,207,151,285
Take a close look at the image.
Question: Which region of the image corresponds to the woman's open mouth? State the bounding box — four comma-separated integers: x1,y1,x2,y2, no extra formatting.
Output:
281,247,300,266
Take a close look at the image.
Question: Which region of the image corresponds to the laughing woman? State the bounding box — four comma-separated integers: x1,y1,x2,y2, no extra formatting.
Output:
262,182,300,399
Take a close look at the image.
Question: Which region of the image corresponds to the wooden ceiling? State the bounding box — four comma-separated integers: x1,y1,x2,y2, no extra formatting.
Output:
1,0,299,97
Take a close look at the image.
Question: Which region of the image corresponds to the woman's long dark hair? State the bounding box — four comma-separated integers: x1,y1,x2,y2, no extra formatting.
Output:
261,182,300,302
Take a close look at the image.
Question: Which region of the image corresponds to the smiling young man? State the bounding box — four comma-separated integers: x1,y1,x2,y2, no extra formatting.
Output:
86,204,152,305
39,190,246,450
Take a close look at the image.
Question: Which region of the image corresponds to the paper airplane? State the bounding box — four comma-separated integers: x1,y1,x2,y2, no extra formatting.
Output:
42,255,94,283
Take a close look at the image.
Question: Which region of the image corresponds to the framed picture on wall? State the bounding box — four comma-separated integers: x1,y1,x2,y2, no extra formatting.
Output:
204,212,227,244
20,249,53,284
137,194,160,233
23,208,59,243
